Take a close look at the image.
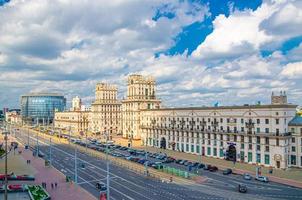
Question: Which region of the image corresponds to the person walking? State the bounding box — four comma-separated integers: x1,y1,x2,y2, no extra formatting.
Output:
55,182,57,188
51,183,54,189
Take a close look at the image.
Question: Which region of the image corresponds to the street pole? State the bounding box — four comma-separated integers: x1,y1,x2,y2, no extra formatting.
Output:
36,124,39,156
105,132,110,200
27,126,30,146
4,129,8,200
49,138,52,166
74,140,78,184
69,126,71,145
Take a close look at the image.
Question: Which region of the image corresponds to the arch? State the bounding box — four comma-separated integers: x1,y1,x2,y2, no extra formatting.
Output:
226,144,237,161
160,137,167,149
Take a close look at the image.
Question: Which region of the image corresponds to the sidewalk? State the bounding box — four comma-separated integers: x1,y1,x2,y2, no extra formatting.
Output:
1,136,96,200
112,136,302,188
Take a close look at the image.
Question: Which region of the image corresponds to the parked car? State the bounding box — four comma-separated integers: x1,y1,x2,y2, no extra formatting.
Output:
196,163,205,169
175,159,182,164
255,176,269,183
223,168,232,175
203,164,210,170
209,166,218,172
238,184,247,193
179,160,187,165
191,162,199,167
243,173,252,180
96,182,107,191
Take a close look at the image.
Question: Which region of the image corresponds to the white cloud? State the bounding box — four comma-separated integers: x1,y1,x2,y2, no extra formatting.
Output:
281,62,302,78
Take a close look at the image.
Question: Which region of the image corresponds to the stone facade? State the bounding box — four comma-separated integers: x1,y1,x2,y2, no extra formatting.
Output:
122,74,161,139
140,103,297,169
89,83,122,135
288,115,302,168
54,111,89,133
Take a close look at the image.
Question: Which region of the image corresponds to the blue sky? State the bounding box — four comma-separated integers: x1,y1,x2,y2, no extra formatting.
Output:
0,0,301,108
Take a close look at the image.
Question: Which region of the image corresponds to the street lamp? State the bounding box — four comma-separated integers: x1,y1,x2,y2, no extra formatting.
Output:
104,131,110,200
2,128,9,200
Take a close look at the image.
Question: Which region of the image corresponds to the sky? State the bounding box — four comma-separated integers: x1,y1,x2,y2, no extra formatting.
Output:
0,0,302,108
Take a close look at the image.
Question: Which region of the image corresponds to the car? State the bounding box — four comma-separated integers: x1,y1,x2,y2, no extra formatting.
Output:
209,166,218,172
96,182,107,191
191,162,199,167
243,173,252,180
223,168,232,175
203,164,210,170
175,159,182,164
238,184,247,193
196,163,205,169
255,176,269,183
179,160,187,165
184,161,192,166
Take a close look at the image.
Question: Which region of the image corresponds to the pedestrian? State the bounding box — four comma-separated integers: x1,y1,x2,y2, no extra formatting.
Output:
42,182,44,188
55,182,57,188
44,182,47,189
51,183,54,189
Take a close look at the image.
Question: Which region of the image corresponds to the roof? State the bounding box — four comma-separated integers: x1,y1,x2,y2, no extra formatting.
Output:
141,104,297,111
289,115,302,126
21,93,65,97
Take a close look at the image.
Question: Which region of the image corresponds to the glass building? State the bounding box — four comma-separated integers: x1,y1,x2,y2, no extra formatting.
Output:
20,93,66,124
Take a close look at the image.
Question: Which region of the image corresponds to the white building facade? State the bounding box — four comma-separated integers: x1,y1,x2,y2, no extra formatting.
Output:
140,95,297,169
288,115,302,168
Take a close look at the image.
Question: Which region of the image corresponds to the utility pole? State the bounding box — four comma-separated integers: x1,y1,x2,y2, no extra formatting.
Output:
49,138,52,166
74,137,78,184
4,128,8,200
105,131,110,200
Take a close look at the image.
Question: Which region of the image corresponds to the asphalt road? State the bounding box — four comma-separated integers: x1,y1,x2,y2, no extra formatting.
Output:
14,129,302,200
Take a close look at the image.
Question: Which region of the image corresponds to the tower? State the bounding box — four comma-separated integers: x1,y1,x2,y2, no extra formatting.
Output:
271,91,287,105
122,74,161,140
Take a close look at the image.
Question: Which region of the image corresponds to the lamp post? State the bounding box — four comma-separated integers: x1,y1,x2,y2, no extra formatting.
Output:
104,131,110,200
3,128,9,200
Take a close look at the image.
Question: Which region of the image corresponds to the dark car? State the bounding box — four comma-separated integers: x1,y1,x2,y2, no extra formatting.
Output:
175,159,182,164
209,166,218,172
96,182,107,191
179,160,187,165
191,162,199,167
184,161,192,166
223,168,232,175
197,163,205,169
238,184,247,193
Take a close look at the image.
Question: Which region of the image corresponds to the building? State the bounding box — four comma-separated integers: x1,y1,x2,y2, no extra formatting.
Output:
89,83,122,136
122,74,161,140
5,109,22,124
140,93,298,169
54,110,89,133
288,115,302,168
20,93,66,125
71,96,82,111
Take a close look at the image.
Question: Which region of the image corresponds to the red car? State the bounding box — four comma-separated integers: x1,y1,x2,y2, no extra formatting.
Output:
209,166,218,172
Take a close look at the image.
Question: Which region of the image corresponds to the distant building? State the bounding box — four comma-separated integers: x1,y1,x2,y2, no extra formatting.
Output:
122,74,161,139
3,107,9,115
89,83,122,135
5,110,22,124
71,96,82,111
20,93,66,124
54,110,89,134
288,115,302,168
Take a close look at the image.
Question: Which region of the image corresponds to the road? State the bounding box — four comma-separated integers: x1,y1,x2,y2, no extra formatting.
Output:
14,128,302,200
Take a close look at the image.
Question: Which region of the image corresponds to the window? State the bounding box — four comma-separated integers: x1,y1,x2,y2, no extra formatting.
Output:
241,143,244,149
220,118,223,123
292,146,296,152
292,138,295,143
227,118,230,123
276,138,279,146
265,137,269,145
248,136,252,143
276,129,279,135
186,144,189,152
241,119,244,124
248,152,253,162
207,147,211,156
300,128,302,134
213,148,217,156
257,145,261,151
265,119,269,124
196,145,200,153
191,145,194,153
257,119,260,124
256,153,261,163
241,127,244,132
257,128,260,133
275,119,279,125
265,155,270,165
265,146,269,152
265,128,269,133
248,144,252,150
256,136,260,144
291,155,296,165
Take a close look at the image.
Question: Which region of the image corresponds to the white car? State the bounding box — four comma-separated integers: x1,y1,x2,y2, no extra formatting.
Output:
255,176,269,182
